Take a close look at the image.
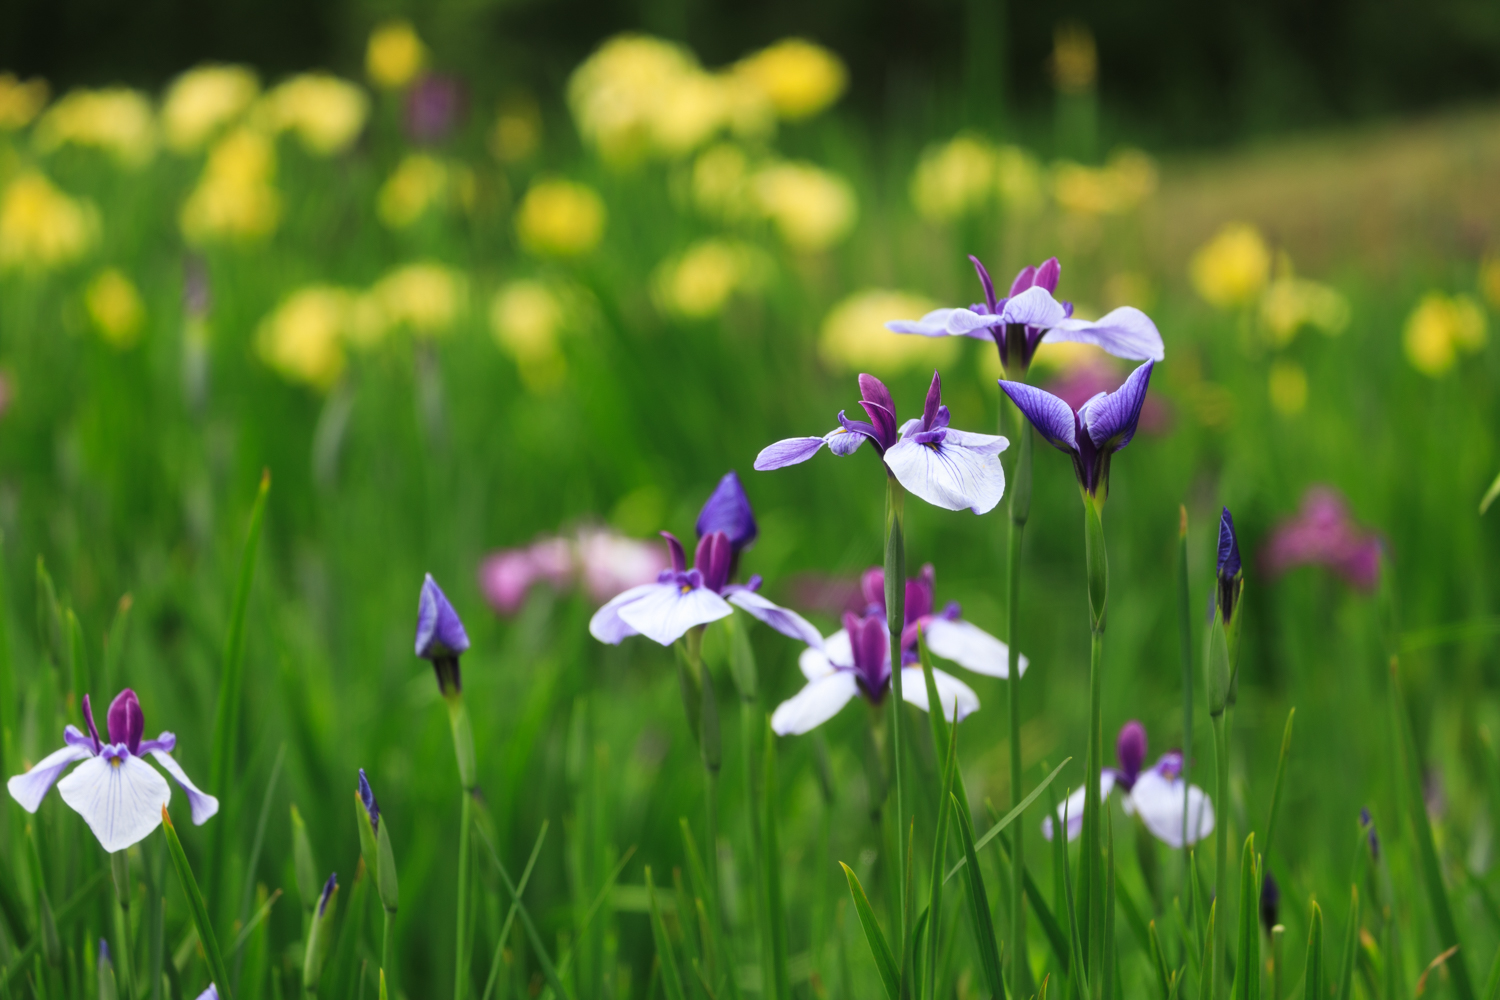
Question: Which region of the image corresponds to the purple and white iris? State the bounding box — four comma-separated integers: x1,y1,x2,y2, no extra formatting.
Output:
1041,721,1214,848
999,360,1155,500
6,689,218,853
755,371,1008,515
858,564,1027,677
589,473,822,648
886,256,1164,374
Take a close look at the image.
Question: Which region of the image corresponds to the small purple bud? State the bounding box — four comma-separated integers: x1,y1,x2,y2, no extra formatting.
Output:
1360,807,1380,860
82,693,103,754
1216,507,1242,624
696,472,758,554
358,768,380,835
661,532,687,575
1115,721,1147,784
98,937,112,968
859,568,886,616
107,689,144,755
1259,872,1279,931
415,574,470,659
318,873,337,918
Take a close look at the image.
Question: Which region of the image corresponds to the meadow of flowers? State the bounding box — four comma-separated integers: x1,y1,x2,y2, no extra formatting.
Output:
0,18,1498,1000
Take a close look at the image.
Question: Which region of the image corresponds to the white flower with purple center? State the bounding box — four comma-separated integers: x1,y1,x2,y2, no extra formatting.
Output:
885,256,1164,374
1042,721,1214,848
6,688,219,853
755,371,1008,515
859,564,1027,677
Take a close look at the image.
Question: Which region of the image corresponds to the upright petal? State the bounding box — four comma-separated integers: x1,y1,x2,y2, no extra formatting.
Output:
997,381,1079,453
801,628,851,680
696,472,758,552
884,433,1007,515
885,308,997,340
148,750,220,825
415,574,470,658
57,755,171,853
587,583,662,644
7,743,92,813
898,666,979,722
617,584,733,646
1128,770,1215,848
1080,360,1154,453
726,590,824,647
107,689,145,756
969,255,999,312
921,618,1028,677
997,286,1067,329
754,437,827,470
1041,771,1118,842
1043,307,1164,362
1033,257,1061,293
1008,264,1038,297
770,672,860,735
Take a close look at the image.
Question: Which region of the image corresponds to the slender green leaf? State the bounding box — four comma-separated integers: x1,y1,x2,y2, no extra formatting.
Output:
1304,901,1324,1000
918,630,970,818
987,807,1067,973
1104,810,1117,1000
161,808,233,1000
1263,709,1295,868
1178,506,1194,865
473,822,572,1000
762,719,789,1000
838,863,898,1000
925,722,957,1000
1231,834,1259,1000
1335,885,1360,1000
1149,922,1171,1000
678,820,740,1000
1401,616,1500,653
952,794,1004,1000
1059,793,1088,1000
1197,902,1216,1000
1,869,107,989
945,758,1071,882
646,868,687,1000
1481,940,1500,1000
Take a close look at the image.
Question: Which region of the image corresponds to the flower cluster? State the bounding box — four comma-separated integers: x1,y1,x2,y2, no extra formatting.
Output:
1261,486,1382,591
480,524,670,614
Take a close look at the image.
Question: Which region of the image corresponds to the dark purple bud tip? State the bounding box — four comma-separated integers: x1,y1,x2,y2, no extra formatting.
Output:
107,688,144,755
1217,507,1241,579
1115,721,1147,784
358,768,380,834
1259,872,1279,931
696,471,758,554
416,573,470,660
318,873,338,918
98,938,112,967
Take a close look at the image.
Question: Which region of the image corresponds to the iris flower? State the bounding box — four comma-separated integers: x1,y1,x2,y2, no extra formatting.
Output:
886,256,1164,373
1042,721,1214,848
755,371,1008,515
857,564,1027,676
999,360,1154,501
6,689,219,853
416,573,470,697
590,472,821,647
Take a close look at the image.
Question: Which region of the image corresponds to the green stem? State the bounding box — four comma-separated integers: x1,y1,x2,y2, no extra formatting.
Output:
1006,419,1032,999
884,476,907,968
382,908,394,989
111,851,136,1000
1082,495,1107,999
1177,508,1194,871
1213,713,1229,1000
456,789,473,1000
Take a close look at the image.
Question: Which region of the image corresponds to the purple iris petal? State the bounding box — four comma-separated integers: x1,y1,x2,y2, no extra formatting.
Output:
82,694,103,754
997,286,1068,329
845,612,891,698
694,532,732,593
1034,257,1061,293
415,574,470,659
922,371,942,429
857,375,900,450
696,472,758,553
1218,508,1241,579
825,427,867,456
907,565,935,622
1043,307,1165,362
107,689,144,756
1080,360,1154,452
837,412,885,450
358,768,380,834
662,532,687,575
754,436,827,470
725,590,825,647
196,986,220,1000
318,873,337,918
969,255,999,312
1116,721,1147,789
997,381,1078,451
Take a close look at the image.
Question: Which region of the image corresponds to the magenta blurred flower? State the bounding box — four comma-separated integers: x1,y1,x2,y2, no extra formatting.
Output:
479,526,670,615
1261,486,1382,591
404,74,465,144
1042,359,1170,435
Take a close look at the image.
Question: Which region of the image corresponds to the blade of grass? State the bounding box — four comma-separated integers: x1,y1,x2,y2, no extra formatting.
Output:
161,808,232,1000
678,821,740,1000
1335,885,1359,1000
1304,902,1323,1000
1263,709,1295,869
235,745,285,940
1060,794,1089,1000
838,863,898,1000
1197,902,1216,1000
988,804,1068,973
762,718,789,1000
1232,835,1258,1000
952,793,1004,1000
472,822,572,1000
647,868,687,1000
1150,921,1171,1000
1,869,108,989
946,758,1071,883
925,722,958,1000
1178,507,1194,871
1481,940,1500,1000
1104,811,1118,1000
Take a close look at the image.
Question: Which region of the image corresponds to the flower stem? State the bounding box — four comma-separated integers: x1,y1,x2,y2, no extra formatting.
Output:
382,908,394,991
883,475,907,968
1081,496,1108,999
1006,418,1032,999
111,850,136,1000
1178,508,1193,872
456,787,473,1000
1213,712,1229,1000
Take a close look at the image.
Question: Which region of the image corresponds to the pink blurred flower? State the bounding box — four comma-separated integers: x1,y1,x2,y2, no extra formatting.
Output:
1261,486,1382,591
1043,359,1171,435
478,526,669,615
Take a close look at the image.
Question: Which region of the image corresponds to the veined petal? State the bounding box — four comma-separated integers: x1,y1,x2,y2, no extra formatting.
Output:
997,286,1068,329
196,986,221,1000
825,426,867,457
1080,360,1154,452
1041,771,1118,842
898,666,979,722
148,751,219,826
801,627,852,681
942,427,1009,457
57,755,171,853
1128,769,1215,848
997,381,1078,453
884,435,1006,515
617,584,733,646
588,583,663,644
726,591,824,647
885,308,997,340
1043,307,1164,362
770,672,860,735
754,437,827,470
921,618,1028,678
7,743,93,813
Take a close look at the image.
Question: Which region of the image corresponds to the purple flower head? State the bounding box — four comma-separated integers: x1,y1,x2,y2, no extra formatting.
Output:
999,360,1155,501
856,564,1026,677
404,74,465,145
1262,487,1382,592
6,688,218,853
886,255,1164,375
99,938,112,968
696,471,758,557
416,574,469,696
318,873,338,919
358,768,380,834
1044,736,1211,848
756,371,1009,515
1216,507,1243,623
844,611,892,700
1115,720,1147,789
1260,872,1280,932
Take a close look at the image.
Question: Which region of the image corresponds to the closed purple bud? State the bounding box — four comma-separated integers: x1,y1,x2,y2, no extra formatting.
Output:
98,938,112,967
107,689,144,755
358,769,380,835
318,873,337,918
1260,872,1280,931
696,472,758,553
415,574,470,659
1115,721,1147,783
1218,508,1241,579
694,532,732,593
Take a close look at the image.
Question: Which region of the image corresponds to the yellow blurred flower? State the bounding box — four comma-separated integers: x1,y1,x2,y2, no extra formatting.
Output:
0,74,49,130
994,145,1046,214
732,38,846,121
373,262,465,337
1052,149,1157,217
1259,276,1349,346
1051,22,1097,94
257,286,351,389
490,279,568,390
753,162,856,252
489,95,541,163
910,135,994,223
367,21,427,90
179,127,281,245
260,74,368,156
652,239,767,319
1190,223,1271,309
35,88,156,166
0,172,98,272
819,290,958,372
568,35,705,163
1403,291,1487,377
162,65,259,153
691,143,753,219
515,179,606,257
377,154,449,229
1268,360,1308,416
85,268,146,348
1480,255,1500,311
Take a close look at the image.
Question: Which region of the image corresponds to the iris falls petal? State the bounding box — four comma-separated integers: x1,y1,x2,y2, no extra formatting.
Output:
884,433,1007,515
57,755,172,853
6,743,93,813
770,672,860,735
753,437,827,470
726,590,824,647
1043,307,1165,362
921,617,1028,677
616,584,733,646
897,666,979,722
587,583,665,644
1129,770,1215,848
148,750,220,825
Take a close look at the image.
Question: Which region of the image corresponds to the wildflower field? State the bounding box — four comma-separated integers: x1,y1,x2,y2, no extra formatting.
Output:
0,20,1499,1000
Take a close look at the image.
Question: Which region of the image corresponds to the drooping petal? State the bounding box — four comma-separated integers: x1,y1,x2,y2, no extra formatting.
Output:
616,584,733,646
1080,360,1154,452
7,743,93,813
754,437,826,470
587,583,664,644
825,426,867,457
997,381,1078,453
1128,770,1215,848
57,755,171,853
801,628,851,680
885,308,997,340
696,472,758,552
1041,771,1118,842
997,285,1068,329
770,672,860,735
1043,307,1164,362
136,732,177,754
898,666,979,722
921,617,1028,678
884,433,1007,515
148,750,220,825
415,574,470,659
726,590,824,647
